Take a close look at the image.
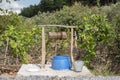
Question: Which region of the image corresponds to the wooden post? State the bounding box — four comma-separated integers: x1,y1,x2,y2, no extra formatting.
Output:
74,31,77,48
70,28,74,63
41,27,46,68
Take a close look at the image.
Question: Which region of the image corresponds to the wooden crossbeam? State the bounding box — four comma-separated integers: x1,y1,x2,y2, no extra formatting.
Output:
38,25,75,28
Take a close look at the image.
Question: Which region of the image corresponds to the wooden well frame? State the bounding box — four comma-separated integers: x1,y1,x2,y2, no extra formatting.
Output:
38,25,76,69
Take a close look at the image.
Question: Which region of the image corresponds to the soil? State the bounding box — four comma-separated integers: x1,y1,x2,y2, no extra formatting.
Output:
0,65,21,77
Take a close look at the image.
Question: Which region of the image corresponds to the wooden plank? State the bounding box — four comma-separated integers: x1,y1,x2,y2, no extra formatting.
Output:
70,28,74,63
41,27,46,68
38,25,75,28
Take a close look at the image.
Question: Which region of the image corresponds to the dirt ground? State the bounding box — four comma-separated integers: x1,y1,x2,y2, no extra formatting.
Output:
0,65,21,77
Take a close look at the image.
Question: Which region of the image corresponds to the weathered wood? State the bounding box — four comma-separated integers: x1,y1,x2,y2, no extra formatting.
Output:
38,25,75,28
74,31,77,47
70,28,74,63
41,27,46,68
4,37,9,65
48,32,67,39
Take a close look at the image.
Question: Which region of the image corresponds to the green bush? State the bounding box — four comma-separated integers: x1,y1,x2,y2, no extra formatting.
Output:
0,10,41,63
76,14,115,65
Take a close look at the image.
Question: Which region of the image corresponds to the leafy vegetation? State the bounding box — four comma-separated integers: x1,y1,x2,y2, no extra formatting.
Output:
0,10,41,63
77,14,115,65
31,3,120,74
20,0,118,17
0,1,120,75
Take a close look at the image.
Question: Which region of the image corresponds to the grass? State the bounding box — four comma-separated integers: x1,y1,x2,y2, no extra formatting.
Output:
90,64,115,76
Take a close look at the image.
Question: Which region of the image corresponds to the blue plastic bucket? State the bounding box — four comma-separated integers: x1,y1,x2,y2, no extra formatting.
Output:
52,56,71,70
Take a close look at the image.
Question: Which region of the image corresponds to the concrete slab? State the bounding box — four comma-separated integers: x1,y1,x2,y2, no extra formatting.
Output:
17,64,93,77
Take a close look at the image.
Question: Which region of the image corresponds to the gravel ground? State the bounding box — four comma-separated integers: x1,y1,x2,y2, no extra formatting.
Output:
0,76,120,80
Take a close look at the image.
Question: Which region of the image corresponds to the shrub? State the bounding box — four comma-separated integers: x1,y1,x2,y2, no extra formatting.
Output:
76,14,115,65
0,11,41,63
